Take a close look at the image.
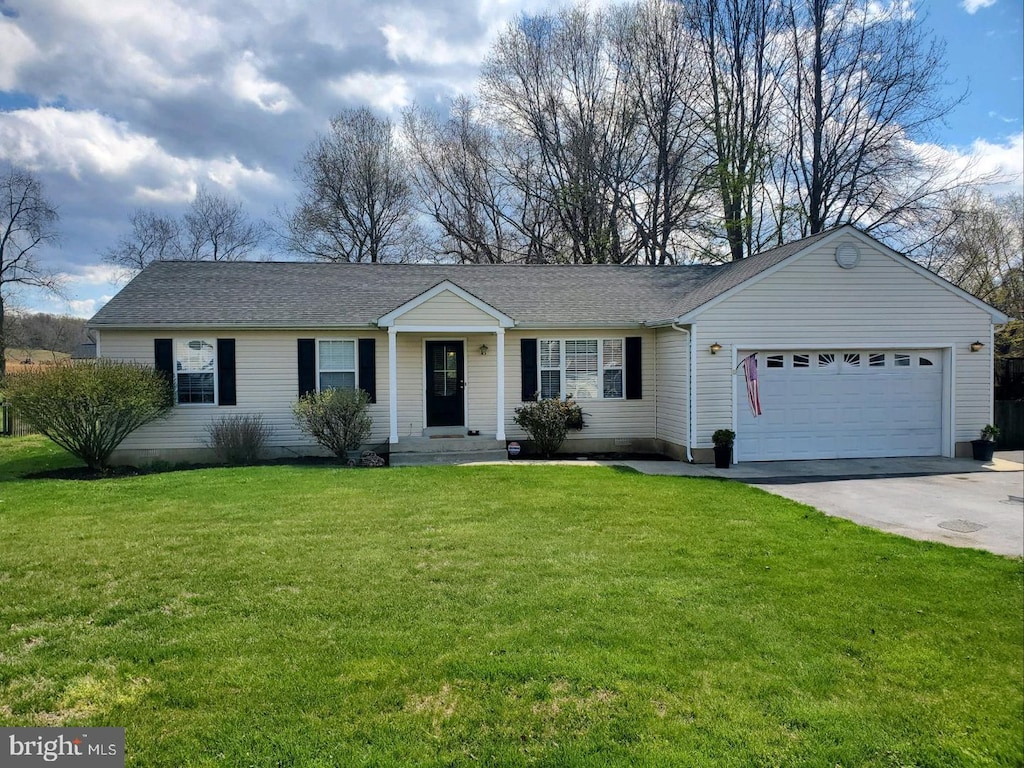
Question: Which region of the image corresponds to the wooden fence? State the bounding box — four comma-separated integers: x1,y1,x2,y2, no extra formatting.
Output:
1,403,36,437
995,401,1024,450
994,358,1023,450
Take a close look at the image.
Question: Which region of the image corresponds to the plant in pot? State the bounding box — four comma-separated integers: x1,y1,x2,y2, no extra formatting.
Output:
712,429,735,469
971,424,1000,462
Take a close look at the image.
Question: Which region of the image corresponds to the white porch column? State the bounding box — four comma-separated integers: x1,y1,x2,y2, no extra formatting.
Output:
388,327,399,444
495,327,506,441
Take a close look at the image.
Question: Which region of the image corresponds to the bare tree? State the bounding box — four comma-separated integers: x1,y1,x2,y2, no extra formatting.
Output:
779,0,961,239
180,185,265,262
403,100,513,263
609,0,711,264
688,0,784,261
102,209,180,273
921,190,1023,357
924,191,1023,315
287,108,419,263
1,166,61,377
481,7,644,263
104,187,264,274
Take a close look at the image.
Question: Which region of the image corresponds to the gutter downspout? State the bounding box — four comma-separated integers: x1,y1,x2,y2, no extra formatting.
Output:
671,322,695,463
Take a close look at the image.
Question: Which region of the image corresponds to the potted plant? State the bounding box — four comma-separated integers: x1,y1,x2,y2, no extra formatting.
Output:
712,429,735,469
971,424,1000,462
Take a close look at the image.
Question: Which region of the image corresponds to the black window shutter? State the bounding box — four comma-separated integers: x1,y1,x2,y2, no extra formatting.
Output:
521,338,538,401
625,336,642,400
297,338,316,398
217,338,236,406
358,338,376,403
154,338,174,390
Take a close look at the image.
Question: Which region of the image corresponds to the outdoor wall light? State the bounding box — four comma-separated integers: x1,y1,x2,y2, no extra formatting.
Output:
479,344,489,356
709,342,723,355
969,340,984,353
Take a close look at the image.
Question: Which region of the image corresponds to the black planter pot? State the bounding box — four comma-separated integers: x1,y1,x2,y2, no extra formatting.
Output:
971,439,996,462
713,445,732,469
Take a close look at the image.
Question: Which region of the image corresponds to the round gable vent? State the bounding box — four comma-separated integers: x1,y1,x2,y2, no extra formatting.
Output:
835,243,860,269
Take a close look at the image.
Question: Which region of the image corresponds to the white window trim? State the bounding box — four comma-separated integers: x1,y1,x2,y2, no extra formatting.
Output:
175,338,217,406
537,337,626,400
316,338,360,392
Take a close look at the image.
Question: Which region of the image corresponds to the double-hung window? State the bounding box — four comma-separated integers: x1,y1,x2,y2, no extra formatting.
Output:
175,339,216,404
318,340,357,391
538,338,625,400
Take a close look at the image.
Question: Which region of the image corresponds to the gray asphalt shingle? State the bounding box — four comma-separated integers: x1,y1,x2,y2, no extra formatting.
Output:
88,227,847,328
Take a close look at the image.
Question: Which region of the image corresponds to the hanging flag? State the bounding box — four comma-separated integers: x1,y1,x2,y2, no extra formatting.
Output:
742,353,762,417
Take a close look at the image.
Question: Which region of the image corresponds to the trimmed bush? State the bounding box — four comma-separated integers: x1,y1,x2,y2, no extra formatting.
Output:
3,360,172,470
292,388,373,460
206,414,273,465
513,397,585,457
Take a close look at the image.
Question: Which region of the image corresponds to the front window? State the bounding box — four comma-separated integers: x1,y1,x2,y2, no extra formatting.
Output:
175,339,215,404
318,340,357,391
539,340,561,399
538,338,625,400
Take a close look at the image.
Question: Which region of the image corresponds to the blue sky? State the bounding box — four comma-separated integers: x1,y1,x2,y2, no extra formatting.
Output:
0,0,1020,319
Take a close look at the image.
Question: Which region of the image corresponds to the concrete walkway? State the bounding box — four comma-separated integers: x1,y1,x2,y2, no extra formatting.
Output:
613,452,1024,557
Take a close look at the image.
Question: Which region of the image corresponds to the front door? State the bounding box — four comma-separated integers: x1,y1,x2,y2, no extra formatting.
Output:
425,341,465,428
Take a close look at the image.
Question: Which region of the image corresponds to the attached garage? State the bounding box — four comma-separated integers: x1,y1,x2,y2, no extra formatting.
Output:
736,349,946,461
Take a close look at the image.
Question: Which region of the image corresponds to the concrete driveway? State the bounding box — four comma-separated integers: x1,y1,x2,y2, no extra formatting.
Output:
620,453,1024,557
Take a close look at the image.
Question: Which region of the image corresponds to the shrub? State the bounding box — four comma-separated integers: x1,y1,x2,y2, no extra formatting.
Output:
206,414,273,465
712,429,736,448
292,388,373,459
513,396,585,457
3,360,172,470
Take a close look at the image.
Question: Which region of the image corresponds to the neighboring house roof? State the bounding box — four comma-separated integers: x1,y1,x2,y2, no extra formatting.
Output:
88,225,1007,329
71,342,97,359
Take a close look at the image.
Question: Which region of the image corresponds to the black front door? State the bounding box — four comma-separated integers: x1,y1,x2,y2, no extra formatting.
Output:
425,341,465,428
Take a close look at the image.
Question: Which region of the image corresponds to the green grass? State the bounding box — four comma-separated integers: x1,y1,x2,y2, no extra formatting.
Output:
1,435,1022,767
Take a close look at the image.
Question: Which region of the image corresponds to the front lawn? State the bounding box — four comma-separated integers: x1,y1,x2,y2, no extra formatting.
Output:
1,435,1021,766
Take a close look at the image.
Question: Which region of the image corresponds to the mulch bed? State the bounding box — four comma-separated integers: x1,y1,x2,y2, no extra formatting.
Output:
22,451,673,481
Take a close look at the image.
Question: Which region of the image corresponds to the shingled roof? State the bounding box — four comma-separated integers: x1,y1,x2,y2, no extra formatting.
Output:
88,226,848,329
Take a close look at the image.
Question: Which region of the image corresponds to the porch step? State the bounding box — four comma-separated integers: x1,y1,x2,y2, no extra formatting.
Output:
389,435,507,467
391,436,505,454
390,449,509,467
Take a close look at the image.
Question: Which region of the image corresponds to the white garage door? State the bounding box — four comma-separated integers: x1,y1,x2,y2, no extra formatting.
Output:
736,350,944,461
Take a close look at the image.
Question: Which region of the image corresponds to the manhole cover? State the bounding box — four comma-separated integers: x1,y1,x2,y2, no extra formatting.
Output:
938,519,986,533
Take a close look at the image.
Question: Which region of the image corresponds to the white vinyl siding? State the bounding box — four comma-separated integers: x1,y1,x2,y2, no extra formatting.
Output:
504,329,656,442
100,329,390,455
396,290,499,326
693,234,994,452
655,328,688,449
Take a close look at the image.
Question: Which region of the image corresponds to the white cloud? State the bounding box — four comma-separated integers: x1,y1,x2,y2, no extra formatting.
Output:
230,52,295,113
914,132,1024,196
961,0,997,13
0,17,39,89
381,11,489,67
61,266,124,288
330,72,411,113
65,298,99,318
0,107,277,200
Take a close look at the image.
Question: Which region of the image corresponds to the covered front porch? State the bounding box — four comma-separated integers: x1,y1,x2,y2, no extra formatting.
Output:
377,280,515,452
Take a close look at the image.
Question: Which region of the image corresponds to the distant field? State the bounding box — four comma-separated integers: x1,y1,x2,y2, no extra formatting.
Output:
3,348,70,372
